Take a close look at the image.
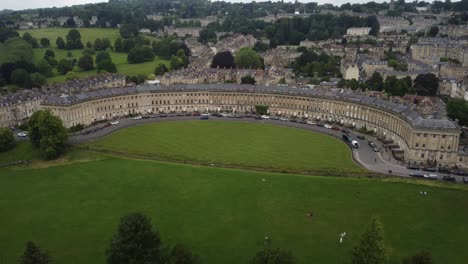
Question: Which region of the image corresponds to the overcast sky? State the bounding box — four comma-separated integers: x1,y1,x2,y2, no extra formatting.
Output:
1,0,395,11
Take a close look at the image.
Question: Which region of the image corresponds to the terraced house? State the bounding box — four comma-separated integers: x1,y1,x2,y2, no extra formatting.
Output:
37,84,467,169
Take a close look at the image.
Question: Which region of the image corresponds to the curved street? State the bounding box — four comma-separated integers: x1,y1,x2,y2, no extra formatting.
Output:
34,114,467,183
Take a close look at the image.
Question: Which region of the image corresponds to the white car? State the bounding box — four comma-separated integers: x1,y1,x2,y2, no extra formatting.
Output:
221,113,228,117
133,116,142,120
306,121,315,125
324,124,332,129
261,115,270,119
111,121,119,125
17,132,27,137
424,174,438,180
280,117,289,121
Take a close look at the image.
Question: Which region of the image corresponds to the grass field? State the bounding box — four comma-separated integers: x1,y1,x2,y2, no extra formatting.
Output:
0,155,467,264
83,121,364,174
17,28,170,83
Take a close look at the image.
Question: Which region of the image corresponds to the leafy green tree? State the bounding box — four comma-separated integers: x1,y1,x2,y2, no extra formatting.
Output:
211,51,236,69
57,59,73,75
66,71,78,81
120,24,139,38
97,59,117,73
447,98,468,126
94,38,104,51
36,59,53,77
78,54,94,70
251,248,295,264
11,69,32,88
413,73,438,96
56,36,65,49
402,251,433,264
127,46,155,64
170,55,185,71
427,26,439,37
28,110,68,160
20,241,51,264
96,51,111,65
253,41,270,52
255,105,269,115
241,75,256,85
0,128,15,152
65,29,84,49
351,218,387,264
0,28,19,42
367,72,384,91
106,213,161,264
40,37,50,48
114,37,123,52
164,244,200,264
154,63,168,76
235,48,263,69
22,32,39,48
198,28,217,44
44,49,55,59
30,72,47,87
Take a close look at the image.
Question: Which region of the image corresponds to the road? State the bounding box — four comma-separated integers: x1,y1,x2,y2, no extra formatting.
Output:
16,115,467,183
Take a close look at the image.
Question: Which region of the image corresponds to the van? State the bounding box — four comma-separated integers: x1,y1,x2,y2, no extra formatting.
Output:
351,140,359,148
342,134,352,143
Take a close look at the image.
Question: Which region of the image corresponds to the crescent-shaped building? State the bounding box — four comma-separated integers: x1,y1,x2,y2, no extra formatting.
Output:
39,84,467,169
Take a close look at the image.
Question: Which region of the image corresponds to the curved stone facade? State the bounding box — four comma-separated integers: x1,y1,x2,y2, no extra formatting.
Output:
41,84,465,168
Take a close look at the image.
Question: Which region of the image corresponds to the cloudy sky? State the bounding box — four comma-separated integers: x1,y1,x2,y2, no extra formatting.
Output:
1,0,393,11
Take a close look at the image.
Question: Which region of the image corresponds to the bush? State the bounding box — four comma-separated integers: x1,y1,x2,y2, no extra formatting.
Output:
0,128,15,152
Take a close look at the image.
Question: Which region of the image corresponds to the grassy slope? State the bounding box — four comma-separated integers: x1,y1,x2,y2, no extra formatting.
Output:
84,121,364,174
18,28,170,83
0,156,467,264
0,141,40,164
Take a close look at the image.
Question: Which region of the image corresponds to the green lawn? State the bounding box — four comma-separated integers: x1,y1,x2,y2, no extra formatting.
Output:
83,121,364,174
0,141,40,164
18,28,170,83
0,156,467,263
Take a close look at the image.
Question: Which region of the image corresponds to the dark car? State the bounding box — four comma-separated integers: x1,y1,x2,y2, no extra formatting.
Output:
442,175,456,182
270,116,279,120
200,115,209,120
407,165,420,170
331,126,341,131
159,114,168,118
357,135,365,140
422,167,437,172
192,112,200,116
81,130,91,135
368,141,376,148
142,115,150,119
103,122,111,127
253,115,261,119
316,123,324,127
342,134,353,143
373,147,380,152
342,129,350,134
409,172,424,178
298,120,307,124
438,167,451,174
290,119,298,123
452,170,468,176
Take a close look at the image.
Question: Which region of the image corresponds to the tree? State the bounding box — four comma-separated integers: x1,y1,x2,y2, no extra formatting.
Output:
0,28,19,42
241,75,256,85
94,38,104,51
106,213,161,264
235,48,264,69
20,241,51,264
0,128,15,152
413,73,438,96
78,54,94,70
253,41,270,52
402,251,433,264
367,72,384,91
120,24,139,39
22,32,39,48
28,110,68,160
154,63,168,76
11,69,31,88
114,37,123,52
351,218,387,264
97,59,117,73
36,59,53,77
251,248,295,264
66,71,78,81
427,26,439,37
30,72,47,87
164,244,200,264
65,29,84,49
170,55,185,71
211,51,236,69
44,49,55,59
447,98,468,126
40,37,50,48
255,105,269,115
127,46,155,64
198,28,217,44
95,51,111,65
444,0,452,11
57,59,73,75
56,36,65,49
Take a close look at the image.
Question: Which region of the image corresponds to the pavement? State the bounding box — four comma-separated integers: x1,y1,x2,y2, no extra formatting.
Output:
15,114,468,183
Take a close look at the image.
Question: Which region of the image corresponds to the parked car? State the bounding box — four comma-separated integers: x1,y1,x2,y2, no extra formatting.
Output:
280,117,289,121
342,134,353,143
253,115,262,119
421,167,437,172
331,126,341,131
142,115,151,119
17,132,27,137
111,121,119,125
407,165,420,170
133,116,142,120
442,175,456,182
438,167,451,174
409,172,424,178
81,130,91,135
316,123,324,127
260,115,270,119
342,129,350,134
324,124,332,129
351,140,360,148
368,141,376,148
103,122,111,127
306,120,315,125
159,114,168,118
357,135,365,140
270,116,279,120
192,112,201,116
423,174,438,180
452,170,468,176
290,119,298,123
372,147,380,152
200,114,209,120
298,120,307,124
